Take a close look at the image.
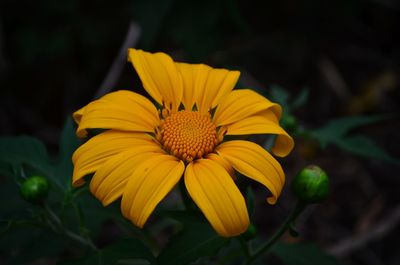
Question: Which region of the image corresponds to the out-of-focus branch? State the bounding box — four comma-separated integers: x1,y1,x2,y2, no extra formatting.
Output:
94,22,141,99
318,57,350,100
327,204,400,257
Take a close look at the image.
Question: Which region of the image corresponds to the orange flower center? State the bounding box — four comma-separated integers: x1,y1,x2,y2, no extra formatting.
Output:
158,110,217,162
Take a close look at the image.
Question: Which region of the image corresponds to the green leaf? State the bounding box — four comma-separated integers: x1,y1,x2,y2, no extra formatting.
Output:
337,136,399,165
272,243,342,265
157,211,229,265
54,117,81,188
310,115,386,146
0,136,51,176
308,115,399,164
60,238,155,265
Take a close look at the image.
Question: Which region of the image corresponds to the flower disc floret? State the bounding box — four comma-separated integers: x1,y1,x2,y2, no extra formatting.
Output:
159,110,217,162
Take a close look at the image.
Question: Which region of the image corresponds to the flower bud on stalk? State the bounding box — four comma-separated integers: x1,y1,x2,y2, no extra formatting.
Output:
292,165,329,203
20,175,49,204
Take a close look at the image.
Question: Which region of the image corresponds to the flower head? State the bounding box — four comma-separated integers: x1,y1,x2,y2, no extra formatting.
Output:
72,49,294,237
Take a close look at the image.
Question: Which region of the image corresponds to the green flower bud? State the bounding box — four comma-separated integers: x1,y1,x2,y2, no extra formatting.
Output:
20,175,49,204
291,165,329,203
242,223,257,240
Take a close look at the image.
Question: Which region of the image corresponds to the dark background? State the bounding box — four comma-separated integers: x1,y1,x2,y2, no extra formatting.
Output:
1,0,399,264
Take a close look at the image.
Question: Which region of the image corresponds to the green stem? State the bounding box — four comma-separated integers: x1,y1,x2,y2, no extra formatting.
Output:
43,202,98,251
243,201,306,265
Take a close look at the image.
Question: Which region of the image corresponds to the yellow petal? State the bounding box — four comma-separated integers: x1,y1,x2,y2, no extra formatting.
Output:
226,110,294,157
73,107,85,125
121,155,184,228
72,131,161,187
90,149,164,206
205,153,235,178
198,67,240,114
128,49,183,112
213,89,281,126
216,140,285,205
175,63,239,113
175,63,203,110
184,159,249,237
74,90,159,138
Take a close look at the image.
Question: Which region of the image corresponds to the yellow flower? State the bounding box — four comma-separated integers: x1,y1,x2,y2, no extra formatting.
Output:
72,49,294,237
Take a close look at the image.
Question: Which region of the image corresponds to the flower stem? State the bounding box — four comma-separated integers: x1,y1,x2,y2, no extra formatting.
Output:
43,202,98,251
243,201,306,265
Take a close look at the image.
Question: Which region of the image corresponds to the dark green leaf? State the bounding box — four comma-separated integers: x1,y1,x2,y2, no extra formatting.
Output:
337,136,399,165
272,243,342,265
308,115,399,164
0,136,51,176
310,115,386,146
54,117,81,188
157,211,229,265
60,238,155,265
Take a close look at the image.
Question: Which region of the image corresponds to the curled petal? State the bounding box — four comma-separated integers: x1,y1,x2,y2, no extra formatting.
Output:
184,159,249,237
225,110,294,157
121,155,185,228
74,90,160,138
73,107,85,125
128,49,183,112
216,140,285,205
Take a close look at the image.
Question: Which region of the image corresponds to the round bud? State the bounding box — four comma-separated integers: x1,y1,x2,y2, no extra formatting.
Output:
20,175,49,204
291,165,329,203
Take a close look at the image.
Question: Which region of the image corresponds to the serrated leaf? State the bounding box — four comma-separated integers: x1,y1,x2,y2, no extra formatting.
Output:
157,211,229,265
272,243,342,265
59,238,155,265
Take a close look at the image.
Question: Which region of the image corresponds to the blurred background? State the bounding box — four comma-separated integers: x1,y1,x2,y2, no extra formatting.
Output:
0,0,399,264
